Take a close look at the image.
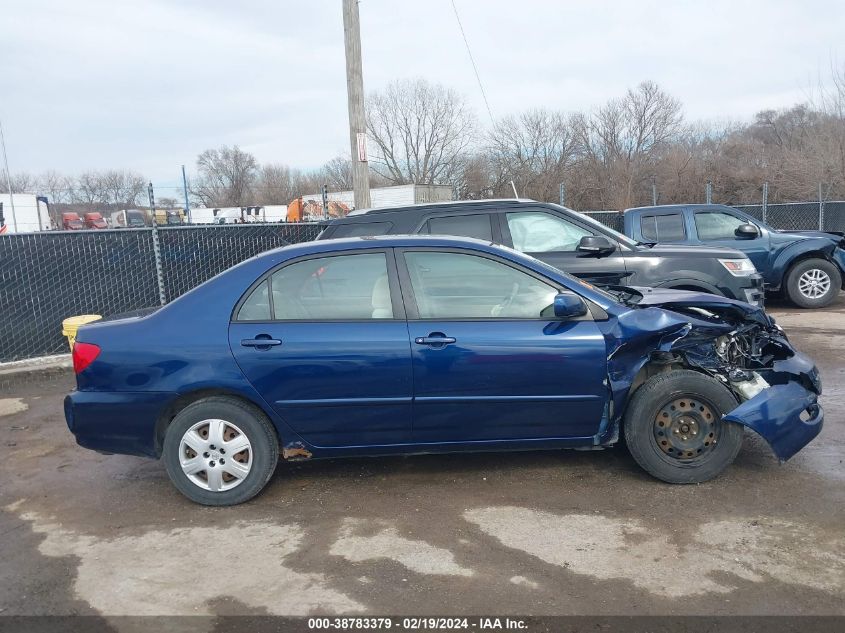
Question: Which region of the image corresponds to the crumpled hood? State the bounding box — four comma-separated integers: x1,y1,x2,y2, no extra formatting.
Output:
627,286,773,326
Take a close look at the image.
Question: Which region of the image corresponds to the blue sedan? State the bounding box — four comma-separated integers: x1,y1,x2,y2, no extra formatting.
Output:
64,236,823,505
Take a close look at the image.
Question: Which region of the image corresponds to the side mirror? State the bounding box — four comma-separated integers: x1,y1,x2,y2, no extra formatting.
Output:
553,293,588,319
734,223,759,239
577,235,615,255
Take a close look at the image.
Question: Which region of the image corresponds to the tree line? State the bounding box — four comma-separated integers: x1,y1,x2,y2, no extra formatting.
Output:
4,67,845,212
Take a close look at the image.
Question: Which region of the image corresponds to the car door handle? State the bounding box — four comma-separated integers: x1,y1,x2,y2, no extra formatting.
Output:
415,335,456,346
241,337,282,348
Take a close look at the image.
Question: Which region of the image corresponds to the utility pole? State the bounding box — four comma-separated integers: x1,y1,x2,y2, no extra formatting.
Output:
705,180,713,204
342,0,371,210
0,119,17,232
651,176,658,205
181,165,191,224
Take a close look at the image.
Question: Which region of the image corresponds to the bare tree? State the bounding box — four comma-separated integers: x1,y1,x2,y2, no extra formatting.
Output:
489,109,578,202
254,164,304,205
38,170,74,204
101,170,146,206
74,171,108,205
0,172,37,194
366,79,477,185
576,81,684,209
192,145,258,207
319,156,353,191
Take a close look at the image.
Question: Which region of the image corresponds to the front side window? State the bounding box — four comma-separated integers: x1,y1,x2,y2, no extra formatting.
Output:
422,214,493,241
506,211,593,253
237,252,393,321
404,251,558,319
694,212,747,240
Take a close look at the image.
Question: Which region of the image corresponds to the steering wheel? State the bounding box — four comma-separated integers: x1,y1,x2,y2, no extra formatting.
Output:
491,282,520,317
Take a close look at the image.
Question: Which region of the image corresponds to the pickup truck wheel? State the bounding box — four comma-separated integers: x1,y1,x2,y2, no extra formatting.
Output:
785,258,841,308
163,396,279,506
624,370,743,484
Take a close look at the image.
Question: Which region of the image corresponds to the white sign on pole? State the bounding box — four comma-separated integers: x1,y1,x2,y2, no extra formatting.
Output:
356,132,368,162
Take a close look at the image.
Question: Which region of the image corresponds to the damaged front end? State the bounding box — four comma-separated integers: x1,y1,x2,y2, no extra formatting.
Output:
600,288,823,461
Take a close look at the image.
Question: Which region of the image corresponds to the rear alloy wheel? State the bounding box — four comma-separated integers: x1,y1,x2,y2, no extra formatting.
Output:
163,396,279,505
624,370,743,483
785,258,841,309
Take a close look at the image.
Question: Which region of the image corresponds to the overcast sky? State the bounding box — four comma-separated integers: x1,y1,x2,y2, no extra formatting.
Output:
2,0,844,192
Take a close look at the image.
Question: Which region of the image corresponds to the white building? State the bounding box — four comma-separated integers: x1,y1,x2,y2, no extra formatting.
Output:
300,184,453,211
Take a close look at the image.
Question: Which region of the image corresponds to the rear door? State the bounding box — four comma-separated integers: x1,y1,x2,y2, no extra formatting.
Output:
229,249,413,447
398,248,608,443
497,208,630,285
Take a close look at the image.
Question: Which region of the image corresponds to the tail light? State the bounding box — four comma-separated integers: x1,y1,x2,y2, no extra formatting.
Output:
72,342,101,374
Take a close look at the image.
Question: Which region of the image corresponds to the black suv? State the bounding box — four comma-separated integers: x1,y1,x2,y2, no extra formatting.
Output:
317,199,765,305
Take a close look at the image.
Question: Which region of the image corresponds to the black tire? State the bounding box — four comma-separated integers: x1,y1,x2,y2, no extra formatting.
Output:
784,258,841,309
163,396,279,506
623,370,743,484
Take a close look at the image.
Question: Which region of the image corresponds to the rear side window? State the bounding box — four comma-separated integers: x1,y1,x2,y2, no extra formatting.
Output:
420,214,493,241
330,222,393,238
237,253,393,321
641,213,685,241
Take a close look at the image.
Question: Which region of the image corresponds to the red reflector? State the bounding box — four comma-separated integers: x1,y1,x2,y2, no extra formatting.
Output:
73,342,101,374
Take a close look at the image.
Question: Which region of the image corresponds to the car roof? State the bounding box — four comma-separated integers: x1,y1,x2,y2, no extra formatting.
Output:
274,234,499,256
623,204,735,214
344,198,537,218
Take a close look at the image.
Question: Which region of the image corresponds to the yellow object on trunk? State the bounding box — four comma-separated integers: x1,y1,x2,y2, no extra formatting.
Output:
61,314,102,350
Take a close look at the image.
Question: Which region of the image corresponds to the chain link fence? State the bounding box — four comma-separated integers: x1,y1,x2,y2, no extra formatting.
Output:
583,201,845,234
3,200,845,364
0,223,325,363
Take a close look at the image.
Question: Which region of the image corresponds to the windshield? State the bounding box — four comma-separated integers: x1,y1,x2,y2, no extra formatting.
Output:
546,203,639,248
500,242,630,304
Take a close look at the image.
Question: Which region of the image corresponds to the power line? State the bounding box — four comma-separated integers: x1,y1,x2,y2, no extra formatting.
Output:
450,0,495,125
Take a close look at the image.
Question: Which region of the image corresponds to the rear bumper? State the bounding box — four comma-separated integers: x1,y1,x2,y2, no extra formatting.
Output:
64,390,176,458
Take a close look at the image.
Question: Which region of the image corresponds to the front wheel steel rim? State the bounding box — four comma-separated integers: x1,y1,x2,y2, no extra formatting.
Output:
179,419,252,491
797,268,831,299
653,396,720,461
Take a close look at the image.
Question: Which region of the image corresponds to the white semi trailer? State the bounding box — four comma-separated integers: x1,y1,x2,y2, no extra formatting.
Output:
0,194,53,234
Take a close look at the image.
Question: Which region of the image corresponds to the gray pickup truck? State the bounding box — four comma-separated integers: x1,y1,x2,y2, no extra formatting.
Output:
317,199,765,305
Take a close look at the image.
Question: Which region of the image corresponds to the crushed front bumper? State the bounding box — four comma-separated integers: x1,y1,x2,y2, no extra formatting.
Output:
723,354,823,462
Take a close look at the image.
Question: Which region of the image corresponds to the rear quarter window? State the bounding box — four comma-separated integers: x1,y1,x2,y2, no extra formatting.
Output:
640,213,685,241
420,214,493,241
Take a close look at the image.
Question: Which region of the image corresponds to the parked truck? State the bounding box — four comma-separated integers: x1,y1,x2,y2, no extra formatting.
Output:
62,212,84,230
84,212,108,229
110,209,148,228
0,194,53,234
622,204,845,308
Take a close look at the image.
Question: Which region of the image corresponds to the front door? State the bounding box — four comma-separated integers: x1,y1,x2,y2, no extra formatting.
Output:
692,209,771,275
229,250,412,448
398,249,609,443
498,209,630,286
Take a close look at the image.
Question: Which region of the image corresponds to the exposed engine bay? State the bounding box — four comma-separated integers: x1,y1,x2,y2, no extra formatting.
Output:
597,286,823,461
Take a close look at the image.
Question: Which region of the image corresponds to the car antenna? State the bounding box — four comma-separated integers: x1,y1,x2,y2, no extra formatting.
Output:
510,180,519,198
